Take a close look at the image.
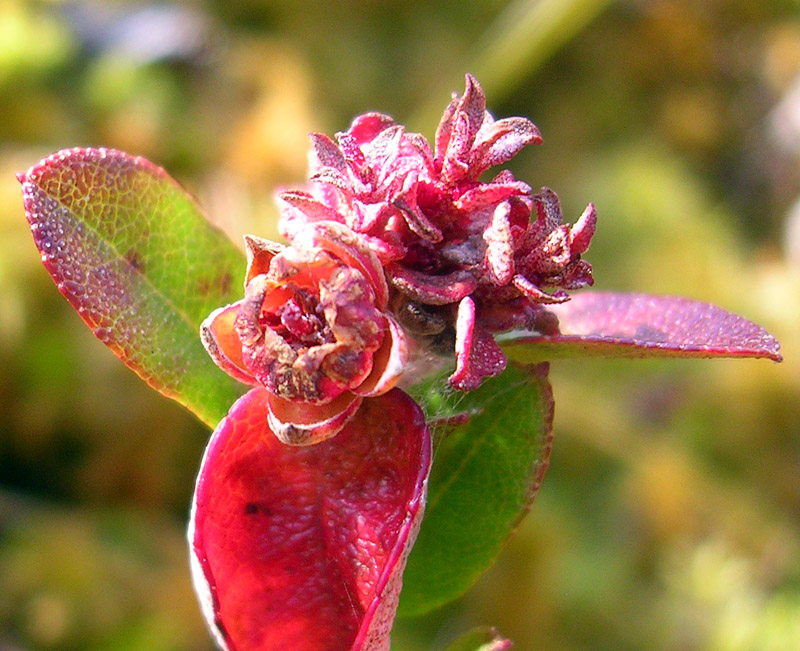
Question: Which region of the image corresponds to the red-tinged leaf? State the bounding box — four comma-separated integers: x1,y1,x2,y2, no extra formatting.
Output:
19,148,247,427
189,388,431,651
399,363,553,616
501,291,782,363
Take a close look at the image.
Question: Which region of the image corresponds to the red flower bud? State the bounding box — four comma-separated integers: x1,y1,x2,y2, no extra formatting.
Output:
201,223,408,445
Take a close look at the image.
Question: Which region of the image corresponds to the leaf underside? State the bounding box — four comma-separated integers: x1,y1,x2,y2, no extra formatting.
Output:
20,148,248,427
190,388,431,651
502,291,782,363
399,362,554,617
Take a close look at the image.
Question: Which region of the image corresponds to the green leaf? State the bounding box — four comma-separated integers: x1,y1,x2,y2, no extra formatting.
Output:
443,627,512,651
20,148,247,427
398,363,554,616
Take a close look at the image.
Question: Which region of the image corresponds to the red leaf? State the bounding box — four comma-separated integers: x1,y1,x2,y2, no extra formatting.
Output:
502,292,782,362
189,389,431,651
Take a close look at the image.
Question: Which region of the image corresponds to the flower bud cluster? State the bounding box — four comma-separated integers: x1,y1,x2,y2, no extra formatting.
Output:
202,75,596,442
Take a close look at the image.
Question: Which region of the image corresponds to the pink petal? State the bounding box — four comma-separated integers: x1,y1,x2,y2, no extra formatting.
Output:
470,116,542,176
388,264,477,306
440,75,487,182
458,74,487,150
278,190,345,223
435,74,485,168
533,187,564,230
503,292,783,361
378,149,427,193
309,166,353,193
392,172,443,243
309,132,348,175
293,221,390,309
200,303,258,385
348,112,397,145
484,202,515,286
267,390,363,446
569,203,597,255
190,388,431,651
336,132,369,182
449,296,508,391
354,316,409,397
357,229,408,263
560,259,594,290
404,131,434,165
453,180,531,213
434,93,460,163
358,201,394,234
512,275,570,304
243,235,284,285
441,111,474,183
362,125,403,169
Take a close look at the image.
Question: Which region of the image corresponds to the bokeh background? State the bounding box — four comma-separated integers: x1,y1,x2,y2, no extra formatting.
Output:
1,0,799,649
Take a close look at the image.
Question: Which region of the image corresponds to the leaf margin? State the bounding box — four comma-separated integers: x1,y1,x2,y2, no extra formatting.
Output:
19,147,248,427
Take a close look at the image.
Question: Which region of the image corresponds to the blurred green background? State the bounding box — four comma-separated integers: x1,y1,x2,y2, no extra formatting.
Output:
1,0,799,649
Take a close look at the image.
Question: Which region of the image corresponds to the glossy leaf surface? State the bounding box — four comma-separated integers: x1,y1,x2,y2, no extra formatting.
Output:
190,388,431,651
502,292,782,363
399,363,553,616
20,148,247,427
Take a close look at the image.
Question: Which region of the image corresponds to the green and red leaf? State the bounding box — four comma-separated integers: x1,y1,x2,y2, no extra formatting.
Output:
502,291,782,363
189,388,431,650
19,148,247,427
399,363,554,616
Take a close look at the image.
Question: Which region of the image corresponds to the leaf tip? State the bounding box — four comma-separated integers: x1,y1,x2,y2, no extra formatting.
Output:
763,334,783,363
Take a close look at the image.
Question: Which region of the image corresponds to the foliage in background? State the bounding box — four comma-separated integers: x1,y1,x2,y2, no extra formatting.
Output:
2,0,799,649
